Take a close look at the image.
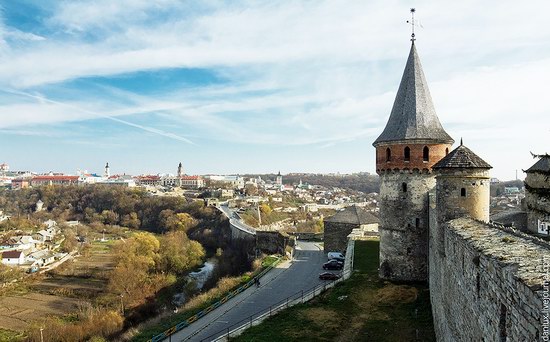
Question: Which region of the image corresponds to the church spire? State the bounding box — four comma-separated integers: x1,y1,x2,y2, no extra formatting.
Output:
373,41,454,146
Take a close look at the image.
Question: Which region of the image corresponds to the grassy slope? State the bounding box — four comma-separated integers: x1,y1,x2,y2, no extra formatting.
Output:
0,328,24,342
232,240,435,342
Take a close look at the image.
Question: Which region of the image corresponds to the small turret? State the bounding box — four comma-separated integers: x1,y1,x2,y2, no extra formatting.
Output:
433,142,492,223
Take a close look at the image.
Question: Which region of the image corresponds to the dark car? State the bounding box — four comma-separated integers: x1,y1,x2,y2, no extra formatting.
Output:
323,260,344,270
319,272,341,280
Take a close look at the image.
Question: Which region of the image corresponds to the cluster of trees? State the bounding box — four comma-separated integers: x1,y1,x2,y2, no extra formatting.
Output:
0,184,258,338
108,232,204,309
0,185,214,233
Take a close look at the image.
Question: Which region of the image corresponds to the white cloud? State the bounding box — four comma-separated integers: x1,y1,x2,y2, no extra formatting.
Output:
0,0,549,178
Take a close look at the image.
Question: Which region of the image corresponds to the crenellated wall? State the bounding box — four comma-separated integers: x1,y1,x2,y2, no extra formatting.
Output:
429,216,546,341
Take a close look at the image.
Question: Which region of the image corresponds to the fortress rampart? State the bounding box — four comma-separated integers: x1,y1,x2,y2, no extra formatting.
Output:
429,216,547,341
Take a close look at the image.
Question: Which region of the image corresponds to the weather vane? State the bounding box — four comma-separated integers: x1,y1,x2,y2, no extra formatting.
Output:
406,8,417,42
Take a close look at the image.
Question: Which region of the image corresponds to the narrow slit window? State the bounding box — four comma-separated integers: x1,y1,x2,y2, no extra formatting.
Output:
446,147,449,155
415,218,420,228
423,146,429,161
386,148,391,162
404,146,410,161
461,188,466,197
402,182,407,193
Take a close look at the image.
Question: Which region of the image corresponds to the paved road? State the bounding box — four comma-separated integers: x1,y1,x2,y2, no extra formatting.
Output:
165,241,327,342
217,204,256,235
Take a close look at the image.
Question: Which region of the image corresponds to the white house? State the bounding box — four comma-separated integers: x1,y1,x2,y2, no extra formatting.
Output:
27,250,55,266
1,250,26,265
7,235,38,251
33,229,54,243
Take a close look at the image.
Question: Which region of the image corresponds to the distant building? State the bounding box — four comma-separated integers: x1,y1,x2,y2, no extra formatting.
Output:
98,174,136,187
135,175,161,186
276,171,283,185
27,250,55,266
11,178,30,190
0,163,8,172
205,175,245,189
324,206,379,253
504,187,520,195
1,250,26,265
177,162,183,178
31,175,79,186
181,176,204,189
104,162,110,178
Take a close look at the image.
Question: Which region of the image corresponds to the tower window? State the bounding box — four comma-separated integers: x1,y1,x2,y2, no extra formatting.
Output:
415,218,420,228
402,182,407,192
386,148,391,162
404,146,410,161
445,147,449,155
461,188,466,197
423,146,429,161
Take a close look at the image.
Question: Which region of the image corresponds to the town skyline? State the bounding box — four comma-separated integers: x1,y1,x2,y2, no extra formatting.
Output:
1,1,549,180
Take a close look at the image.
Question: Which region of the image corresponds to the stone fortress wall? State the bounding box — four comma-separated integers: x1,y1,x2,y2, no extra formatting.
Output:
429,216,547,341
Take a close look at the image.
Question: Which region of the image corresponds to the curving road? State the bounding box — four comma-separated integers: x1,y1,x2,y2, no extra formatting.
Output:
164,240,327,341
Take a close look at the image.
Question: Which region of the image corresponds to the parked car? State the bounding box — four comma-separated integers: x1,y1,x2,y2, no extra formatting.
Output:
327,252,345,260
319,272,341,280
323,260,344,270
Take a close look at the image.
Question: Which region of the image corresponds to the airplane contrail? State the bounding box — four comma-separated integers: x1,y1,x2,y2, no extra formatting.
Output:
1,88,195,145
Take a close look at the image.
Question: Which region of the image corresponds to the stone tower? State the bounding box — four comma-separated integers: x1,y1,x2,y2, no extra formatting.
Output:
524,153,550,234
373,41,454,282
104,162,110,178
431,142,491,256
276,171,282,186
433,142,492,224
177,162,183,178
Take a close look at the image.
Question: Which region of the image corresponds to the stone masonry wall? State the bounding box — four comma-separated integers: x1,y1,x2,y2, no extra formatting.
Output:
379,170,434,281
324,222,358,253
256,231,291,255
429,217,546,341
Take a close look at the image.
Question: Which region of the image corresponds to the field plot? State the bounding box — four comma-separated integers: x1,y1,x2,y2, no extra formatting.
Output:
0,293,80,331
0,240,116,333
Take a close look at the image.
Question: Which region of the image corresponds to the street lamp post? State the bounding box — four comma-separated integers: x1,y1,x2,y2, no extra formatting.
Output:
120,294,124,315
40,327,44,342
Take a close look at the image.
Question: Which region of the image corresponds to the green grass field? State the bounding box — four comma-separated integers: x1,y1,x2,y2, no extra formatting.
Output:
232,240,435,342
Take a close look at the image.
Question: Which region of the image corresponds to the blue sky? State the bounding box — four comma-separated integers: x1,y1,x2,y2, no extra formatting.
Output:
0,1,549,180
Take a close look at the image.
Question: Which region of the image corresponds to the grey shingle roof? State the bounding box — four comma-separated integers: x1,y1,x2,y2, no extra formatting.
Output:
325,206,379,225
373,43,454,146
432,144,492,169
525,155,550,173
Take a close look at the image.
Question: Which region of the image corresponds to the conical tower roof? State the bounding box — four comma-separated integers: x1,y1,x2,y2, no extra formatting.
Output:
432,143,491,169
373,43,454,146
525,154,550,174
